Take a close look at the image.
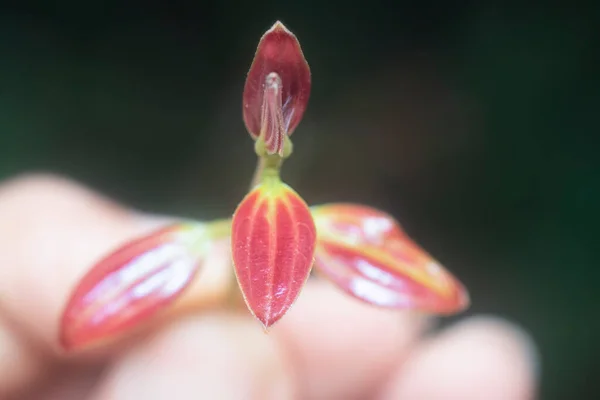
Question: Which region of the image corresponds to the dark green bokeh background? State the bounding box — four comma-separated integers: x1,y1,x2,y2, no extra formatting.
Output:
1,2,597,399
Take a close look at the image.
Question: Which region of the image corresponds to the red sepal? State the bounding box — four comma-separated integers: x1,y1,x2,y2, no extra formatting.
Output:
312,204,469,314
232,182,316,328
60,223,209,350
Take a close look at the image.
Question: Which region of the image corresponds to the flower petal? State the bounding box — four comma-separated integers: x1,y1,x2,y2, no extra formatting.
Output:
232,181,316,328
60,223,210,350
243,21,311,142
312,204,469,314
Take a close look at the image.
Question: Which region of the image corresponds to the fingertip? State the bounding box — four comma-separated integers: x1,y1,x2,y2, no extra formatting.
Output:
452,316,540,379
380,315,539,400
0,173,124,213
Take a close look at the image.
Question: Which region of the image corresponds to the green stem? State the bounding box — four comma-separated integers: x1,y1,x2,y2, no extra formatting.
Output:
249,157,267,190
250,136,293,189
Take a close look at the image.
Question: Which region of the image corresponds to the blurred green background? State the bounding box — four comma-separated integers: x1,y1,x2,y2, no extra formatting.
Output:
0,2,597,399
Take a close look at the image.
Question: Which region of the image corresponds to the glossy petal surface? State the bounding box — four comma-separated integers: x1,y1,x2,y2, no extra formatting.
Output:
243,21,311,140
60,223,209,350
312,204,469,314
232,181,316,328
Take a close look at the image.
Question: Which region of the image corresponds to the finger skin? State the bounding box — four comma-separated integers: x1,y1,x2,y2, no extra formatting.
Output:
16,365,104,400
0,316,48,397
273,280,431,400
378,316,539,400
92,314,294,400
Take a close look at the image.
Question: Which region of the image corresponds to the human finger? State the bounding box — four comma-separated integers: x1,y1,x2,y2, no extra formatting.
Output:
377,316,539,400
0,315,51,396
273,280,432,400
91,313,294,400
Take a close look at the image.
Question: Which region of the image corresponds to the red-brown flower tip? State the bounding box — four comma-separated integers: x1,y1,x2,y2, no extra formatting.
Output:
60,223,210,351
311,204,469,314
232,180,317,328
243,21,311,153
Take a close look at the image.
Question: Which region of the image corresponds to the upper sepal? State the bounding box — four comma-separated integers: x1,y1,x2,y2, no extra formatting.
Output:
60,222,211,351
243,21,311,144
311,204,469,314
231,181,317,328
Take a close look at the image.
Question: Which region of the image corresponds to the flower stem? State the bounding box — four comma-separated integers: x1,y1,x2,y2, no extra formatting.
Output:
250,136,293,189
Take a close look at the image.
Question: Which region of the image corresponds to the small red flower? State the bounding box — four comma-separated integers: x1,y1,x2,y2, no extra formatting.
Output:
231,180,317,328
312,204,469,314
243,21,311,155
60,223,211,350
58,22,470,351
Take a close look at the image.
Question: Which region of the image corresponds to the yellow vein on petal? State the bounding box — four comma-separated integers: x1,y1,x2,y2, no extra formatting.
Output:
327,240,454,297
